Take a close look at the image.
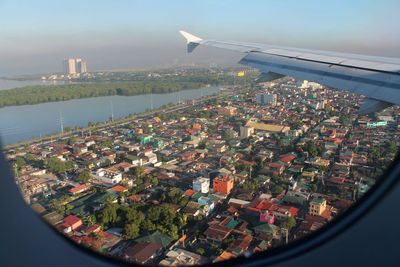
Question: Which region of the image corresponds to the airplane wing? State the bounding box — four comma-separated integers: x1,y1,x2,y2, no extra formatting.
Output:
179,30,400,115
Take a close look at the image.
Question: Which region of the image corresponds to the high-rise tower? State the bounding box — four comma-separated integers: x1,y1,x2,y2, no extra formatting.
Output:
63,58,76,74
75,58,87,73
63,58,87,74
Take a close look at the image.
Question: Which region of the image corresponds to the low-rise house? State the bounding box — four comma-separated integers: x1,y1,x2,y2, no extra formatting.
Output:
56,215,82,233
181,151,197,161
226,234,253,256
124,241,163,265
309,197,331,219
252,223,280,237
68,184,88,195
73,144,88,154
159,248,203,266
108,185,128,194
204,223,232,244
263,162,285,175
183,201,209,217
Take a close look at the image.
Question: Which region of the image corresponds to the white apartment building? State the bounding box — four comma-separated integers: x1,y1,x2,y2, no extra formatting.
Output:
193,177,210,193
92,168,122,185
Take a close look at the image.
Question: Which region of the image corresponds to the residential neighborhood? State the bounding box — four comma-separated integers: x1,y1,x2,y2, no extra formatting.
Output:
6,77,399,265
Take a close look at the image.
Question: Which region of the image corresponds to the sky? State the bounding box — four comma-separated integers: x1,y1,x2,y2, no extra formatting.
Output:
1,0,399,76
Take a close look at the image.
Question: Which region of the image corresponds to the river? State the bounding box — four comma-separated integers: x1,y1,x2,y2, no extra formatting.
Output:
0,86,219,145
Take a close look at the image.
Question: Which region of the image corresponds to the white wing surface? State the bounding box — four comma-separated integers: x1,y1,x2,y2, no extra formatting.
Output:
179,30,400,114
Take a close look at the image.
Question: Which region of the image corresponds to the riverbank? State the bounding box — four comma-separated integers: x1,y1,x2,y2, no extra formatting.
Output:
0,80,205,108
2,86,240,150
0,86,222,145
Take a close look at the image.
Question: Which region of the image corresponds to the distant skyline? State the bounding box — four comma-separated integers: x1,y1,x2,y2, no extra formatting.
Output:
1,0,399,76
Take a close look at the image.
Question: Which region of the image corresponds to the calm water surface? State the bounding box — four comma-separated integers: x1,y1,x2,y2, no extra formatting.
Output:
0,87,219,144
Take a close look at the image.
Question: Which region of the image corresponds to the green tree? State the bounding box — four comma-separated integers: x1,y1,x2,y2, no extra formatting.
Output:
125,208,145,225
97,203,118,228
386,141,397,155
134,166,146,179
142,218,156,231
123,223,140,239
242,180,260,191
318,165,329,173
293,120,303,128
15,157,26,168
150,176,159,186
45,157,66,175
63,126,72,133
65,204,74,215
77,170,91,183
304,141,322,157
196,248,205,255
67,136,77,145
65,160,75,171
310,183,317,193
25,154,35,162
280,217,296,232
82,215,96,226
272,184,284,195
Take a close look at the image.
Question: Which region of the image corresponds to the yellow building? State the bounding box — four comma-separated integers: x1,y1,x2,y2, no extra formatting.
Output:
326,105,334,112
245,121,289,133
240,126,254,138
218,106,237,116
309,197,327,216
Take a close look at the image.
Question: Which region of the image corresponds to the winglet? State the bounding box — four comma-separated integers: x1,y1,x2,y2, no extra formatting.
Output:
179,30,203,53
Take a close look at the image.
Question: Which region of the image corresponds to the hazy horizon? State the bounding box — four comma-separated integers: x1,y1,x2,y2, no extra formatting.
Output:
1,0,399,76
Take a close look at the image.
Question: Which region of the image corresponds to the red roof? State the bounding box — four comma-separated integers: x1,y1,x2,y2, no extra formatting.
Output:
128,195,142,202
220,217,233,227
69,184,88,194
250,199,299,217
266,162,285,169
227,206,239,214
333,199,354,209
228,234,253,252
125,241,162,264
110,185,128,192
139,182,152,189
327,177,345,184
277,154,296,163
185,189,195,196
115,162,133,168
63,215,81,226
86,225,101,234
204,224,232,240
238,159,257,166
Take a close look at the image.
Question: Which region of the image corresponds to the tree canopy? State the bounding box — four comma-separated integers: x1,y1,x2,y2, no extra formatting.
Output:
0,81,203,108
77,170,91,183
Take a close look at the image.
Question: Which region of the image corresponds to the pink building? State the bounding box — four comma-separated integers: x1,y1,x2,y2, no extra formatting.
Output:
260,211,275,224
